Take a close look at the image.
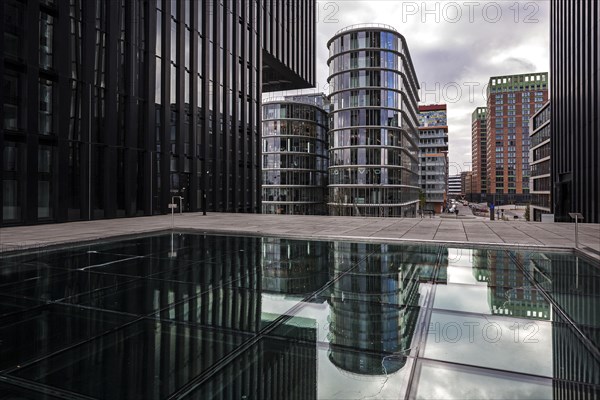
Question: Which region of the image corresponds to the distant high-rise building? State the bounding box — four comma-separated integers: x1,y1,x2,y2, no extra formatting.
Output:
550,0,599,223
529,101,551,222
461,171,474,201
418,104,448,214
471,107,488,203
448,174,462,198
326,25,420,217
486,73,549,205
261,94,329,215
0,0,316,226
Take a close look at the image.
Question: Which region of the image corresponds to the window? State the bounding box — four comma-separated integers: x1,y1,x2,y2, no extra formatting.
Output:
40,12,54,69
38,146,54,219
3,142,21,222
3,72,21,130
39,79,54,135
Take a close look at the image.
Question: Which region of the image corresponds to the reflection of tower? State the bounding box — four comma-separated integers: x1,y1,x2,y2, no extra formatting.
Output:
327,242,421,375
472,249,491,283
261,238,329,296
533,252,600,398
487,250,550,320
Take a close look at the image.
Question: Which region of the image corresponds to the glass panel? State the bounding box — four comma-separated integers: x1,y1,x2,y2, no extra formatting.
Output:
39,12,54,68
413,360,553,399
39,79,54,135
11,319,251,399
0,234,598,397
424,311,554,376
0,304,134,371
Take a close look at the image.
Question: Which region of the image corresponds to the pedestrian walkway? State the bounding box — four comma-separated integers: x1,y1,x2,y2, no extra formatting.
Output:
1,213,599,260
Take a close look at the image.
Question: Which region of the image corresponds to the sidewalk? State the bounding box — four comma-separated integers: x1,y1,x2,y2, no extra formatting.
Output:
2,213,599,261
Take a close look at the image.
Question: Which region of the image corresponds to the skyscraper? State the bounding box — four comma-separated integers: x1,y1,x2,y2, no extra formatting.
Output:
471,107,488,203
261,94,329,215
417,104,448,214
550,0,599,223
486,73,548,206
0,0,316,226
326,25,420,217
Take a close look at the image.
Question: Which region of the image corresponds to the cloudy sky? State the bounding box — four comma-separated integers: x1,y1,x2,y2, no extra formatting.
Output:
269,0,550,174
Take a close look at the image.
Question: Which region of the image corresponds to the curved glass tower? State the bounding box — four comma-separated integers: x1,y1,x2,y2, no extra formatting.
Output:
327,24,420,217
262,95,329,215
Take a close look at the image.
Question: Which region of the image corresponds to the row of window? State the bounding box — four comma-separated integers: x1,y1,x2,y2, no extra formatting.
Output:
329,50,401,74
262,154,328,171
329,70,404,92
330,109,406,129
530,160,550,177
328,167,417,186
263,103,328,125
262,187,327,203
263,137,327,155
328,128,416,150
329,31,403,56
263,203,327,215
330,89,403,110
263,171,327,186
262,121,328,139
329,148,412,167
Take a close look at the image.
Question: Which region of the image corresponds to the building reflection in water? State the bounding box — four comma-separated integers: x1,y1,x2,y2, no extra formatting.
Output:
261,238,330,296
326,242,436,375
1,234,598,398
478,249,551,320
526,252,600,398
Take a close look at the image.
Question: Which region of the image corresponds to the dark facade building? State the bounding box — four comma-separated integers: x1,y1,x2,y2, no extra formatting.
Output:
261,94,329,215
1,0,316,226
550,0,599,223
326,24,421,217
529,101,552,222
471,107,487,203
486,73,548,206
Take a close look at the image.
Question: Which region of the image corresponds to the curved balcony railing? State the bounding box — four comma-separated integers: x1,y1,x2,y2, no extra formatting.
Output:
334,23,398,36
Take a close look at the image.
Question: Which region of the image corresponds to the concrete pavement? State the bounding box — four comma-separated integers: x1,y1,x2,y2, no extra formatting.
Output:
1,213,599,261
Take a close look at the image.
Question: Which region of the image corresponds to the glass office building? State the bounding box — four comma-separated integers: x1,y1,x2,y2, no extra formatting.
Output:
0,0,316,226
261,94,329,215
326,24,420,217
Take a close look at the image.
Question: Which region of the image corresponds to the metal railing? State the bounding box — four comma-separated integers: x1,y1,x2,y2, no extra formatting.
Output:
334,23,398,36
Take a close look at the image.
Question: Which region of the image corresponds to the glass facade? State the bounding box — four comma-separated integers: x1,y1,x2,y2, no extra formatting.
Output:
262,95,329,215
326,26,420,217
529,101,551,221
418,105,448,213
0,0,316,225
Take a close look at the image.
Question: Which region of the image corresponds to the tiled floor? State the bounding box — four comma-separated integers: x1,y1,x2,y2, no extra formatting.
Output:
1,213,599,261
0,232,598,399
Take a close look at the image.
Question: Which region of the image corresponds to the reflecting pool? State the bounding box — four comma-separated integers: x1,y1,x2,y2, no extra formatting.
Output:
0,233,598,399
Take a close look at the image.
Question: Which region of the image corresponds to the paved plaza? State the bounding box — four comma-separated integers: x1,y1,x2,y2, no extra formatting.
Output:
1,213,599,261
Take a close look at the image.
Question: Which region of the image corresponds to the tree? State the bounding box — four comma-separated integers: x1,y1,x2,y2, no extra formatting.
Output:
524,204,530,221
419,190,426,210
